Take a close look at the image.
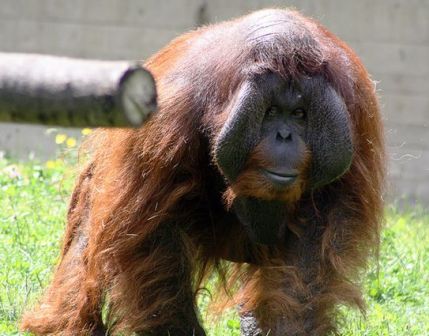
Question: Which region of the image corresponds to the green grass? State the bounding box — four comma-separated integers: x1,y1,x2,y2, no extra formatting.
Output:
0,156,428,335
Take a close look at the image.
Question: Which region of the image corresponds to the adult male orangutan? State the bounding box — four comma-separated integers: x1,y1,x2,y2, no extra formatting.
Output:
22,8,385,336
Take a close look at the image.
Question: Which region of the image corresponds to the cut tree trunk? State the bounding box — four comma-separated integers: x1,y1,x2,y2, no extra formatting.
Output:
0,52,157,127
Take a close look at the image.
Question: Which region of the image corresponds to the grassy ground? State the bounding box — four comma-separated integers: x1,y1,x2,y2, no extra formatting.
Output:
0,155,428,335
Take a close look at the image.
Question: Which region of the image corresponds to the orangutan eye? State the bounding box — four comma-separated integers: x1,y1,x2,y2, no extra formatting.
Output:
266,106,279,117
291,108,306,119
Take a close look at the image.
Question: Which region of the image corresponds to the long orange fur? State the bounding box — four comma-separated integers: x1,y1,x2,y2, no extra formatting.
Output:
21,8,385,336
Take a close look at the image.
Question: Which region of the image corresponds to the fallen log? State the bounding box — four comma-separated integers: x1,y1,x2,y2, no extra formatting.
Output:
0,52,157,127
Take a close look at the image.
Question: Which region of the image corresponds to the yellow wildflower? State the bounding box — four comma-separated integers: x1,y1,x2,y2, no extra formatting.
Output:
81,128,92,136
55,134,67,144
45,160,56,169
66,137,77,148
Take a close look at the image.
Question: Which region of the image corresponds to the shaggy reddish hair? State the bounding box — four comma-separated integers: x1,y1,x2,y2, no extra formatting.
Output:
21,8,385,336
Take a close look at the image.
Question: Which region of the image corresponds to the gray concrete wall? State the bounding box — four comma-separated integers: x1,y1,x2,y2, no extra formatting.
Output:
0,0,428,203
